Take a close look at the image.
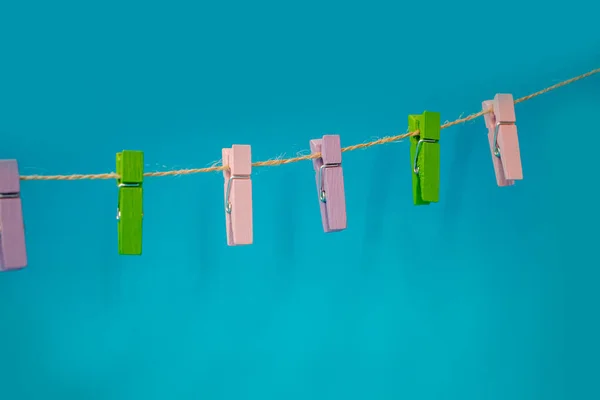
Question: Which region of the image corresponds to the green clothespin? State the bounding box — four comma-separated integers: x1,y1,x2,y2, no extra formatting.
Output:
116,150,144,255
409,111,440,205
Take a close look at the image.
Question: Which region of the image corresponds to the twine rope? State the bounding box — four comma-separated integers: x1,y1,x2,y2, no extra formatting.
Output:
19,68,600,181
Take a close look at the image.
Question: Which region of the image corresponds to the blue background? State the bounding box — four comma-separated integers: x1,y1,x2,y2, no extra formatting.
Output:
1,1,599,399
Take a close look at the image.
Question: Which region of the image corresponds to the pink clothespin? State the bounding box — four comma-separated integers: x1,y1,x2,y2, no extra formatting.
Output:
309,134,347,232
482,94,523,186
0,160,27,271
222,145,253,246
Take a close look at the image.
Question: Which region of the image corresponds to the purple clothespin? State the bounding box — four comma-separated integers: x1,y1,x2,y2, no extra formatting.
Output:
0,160,27,271
309,135,347,233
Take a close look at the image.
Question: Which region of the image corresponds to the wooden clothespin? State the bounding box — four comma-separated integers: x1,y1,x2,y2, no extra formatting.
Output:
222,145,253,246
0,160,27,271
309,134,347,232
482,94,523,186
116,150,144,255
409,111,441,205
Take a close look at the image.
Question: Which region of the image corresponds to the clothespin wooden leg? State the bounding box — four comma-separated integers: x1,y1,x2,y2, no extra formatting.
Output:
309,134,347,232
0,160,27,271
222,145,253,246
116,151,144,255
409,111,441,205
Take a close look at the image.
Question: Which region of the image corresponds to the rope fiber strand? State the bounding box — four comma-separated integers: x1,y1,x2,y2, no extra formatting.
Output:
19,68,600,182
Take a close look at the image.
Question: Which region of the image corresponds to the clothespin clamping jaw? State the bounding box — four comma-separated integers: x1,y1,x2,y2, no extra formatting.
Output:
0,160,27,271
116,150,144,255
222,145,253,246
409,111,441,205
482,94,523,186
309,134,347,232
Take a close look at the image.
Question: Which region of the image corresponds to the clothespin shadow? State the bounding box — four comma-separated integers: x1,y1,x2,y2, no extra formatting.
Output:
359,143,397,273
188,186,223,287
441,123,477,244
273,166,301,289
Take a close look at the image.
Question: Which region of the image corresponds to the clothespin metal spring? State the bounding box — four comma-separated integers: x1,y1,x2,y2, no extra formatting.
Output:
116,182,143,220
413,139,437,174
317,163,341,202
225,174,248,214
492,120,513,157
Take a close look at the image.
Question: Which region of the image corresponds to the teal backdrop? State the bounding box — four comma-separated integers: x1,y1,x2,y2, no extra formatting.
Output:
1,1,599,399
